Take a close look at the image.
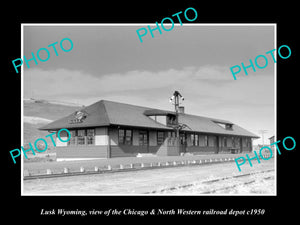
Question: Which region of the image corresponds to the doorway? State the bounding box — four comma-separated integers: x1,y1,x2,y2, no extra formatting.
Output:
179,133,187,153
139,130,149,153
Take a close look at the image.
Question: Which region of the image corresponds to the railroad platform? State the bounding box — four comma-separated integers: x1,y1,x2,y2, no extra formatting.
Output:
23,152,273,179
23,158,275,195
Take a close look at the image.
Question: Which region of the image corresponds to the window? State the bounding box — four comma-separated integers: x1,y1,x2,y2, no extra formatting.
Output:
232,137,235,147
204,135,208,147
125,130,132,145
247,138,251,147
167,131,175,146
68,130,77,146
119,129,132,145
232,137,240,147
77,129,86,145
139,130,148,146
194,134,199,146
167,115,176,126
180,133,186,145
190,133,199,146
168,131,175,138
199,135,208,147
157,131,165,145
208,136,216,147
214,122,233,130
119,129,125,144
225,124,233,130
87,129,95,145
236,137,240,147
223,137,227,147
67,129,96,146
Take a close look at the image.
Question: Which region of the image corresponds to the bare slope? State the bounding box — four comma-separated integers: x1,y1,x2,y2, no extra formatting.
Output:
23,99,82,145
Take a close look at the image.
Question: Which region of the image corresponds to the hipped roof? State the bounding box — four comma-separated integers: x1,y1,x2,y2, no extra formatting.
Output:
39,100,259,138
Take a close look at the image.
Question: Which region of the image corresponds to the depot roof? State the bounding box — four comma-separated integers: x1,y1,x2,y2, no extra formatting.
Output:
39,100,259,138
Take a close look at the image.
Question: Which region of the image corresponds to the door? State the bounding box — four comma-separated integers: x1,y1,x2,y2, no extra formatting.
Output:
179,133,187,153
240,137,243,153
216,136,220,153
139,130,149,153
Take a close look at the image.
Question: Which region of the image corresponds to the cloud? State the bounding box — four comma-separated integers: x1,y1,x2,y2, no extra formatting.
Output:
24,65,274,108
24,65,231,99
24,65,275,145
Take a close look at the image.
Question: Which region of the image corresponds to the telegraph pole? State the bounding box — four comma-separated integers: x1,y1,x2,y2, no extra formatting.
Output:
258,130,268,146
169,91,184,138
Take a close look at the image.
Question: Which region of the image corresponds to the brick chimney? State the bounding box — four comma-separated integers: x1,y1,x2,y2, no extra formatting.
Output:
178,106,185,114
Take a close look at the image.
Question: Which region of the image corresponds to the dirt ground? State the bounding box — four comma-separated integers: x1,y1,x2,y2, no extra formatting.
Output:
23,158,275,195
22,152,268,175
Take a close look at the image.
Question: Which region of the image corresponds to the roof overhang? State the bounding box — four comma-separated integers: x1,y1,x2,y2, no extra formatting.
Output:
143,109,175,116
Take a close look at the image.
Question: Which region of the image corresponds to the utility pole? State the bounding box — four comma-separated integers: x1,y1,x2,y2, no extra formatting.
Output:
258,130,268,146
169,91,184,138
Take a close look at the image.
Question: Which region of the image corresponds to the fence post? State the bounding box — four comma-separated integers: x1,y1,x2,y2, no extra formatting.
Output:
46,169,52,175
63,168,69,173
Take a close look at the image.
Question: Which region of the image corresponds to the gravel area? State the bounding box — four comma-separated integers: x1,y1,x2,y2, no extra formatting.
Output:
23,153,264,175
23,158,275,195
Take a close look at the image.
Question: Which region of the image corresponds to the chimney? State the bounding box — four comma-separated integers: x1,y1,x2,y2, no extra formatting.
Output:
178,106,185,114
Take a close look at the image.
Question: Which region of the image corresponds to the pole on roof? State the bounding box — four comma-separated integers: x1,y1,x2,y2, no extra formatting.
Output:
258,129,268,146
169,91,184,138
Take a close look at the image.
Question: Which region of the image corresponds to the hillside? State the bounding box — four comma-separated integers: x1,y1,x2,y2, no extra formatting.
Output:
24,99,83,120
23,99,83,145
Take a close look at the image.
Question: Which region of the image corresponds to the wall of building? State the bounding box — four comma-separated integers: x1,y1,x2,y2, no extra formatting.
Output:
132,130,139,146
185,133,218,154
157,137,173,156
149,131,157,146
55,130,68,147
56,137,68,147
56,145,108,159
95,127,108,145
109,127,118,146
108,128,169,157
56,127,109,159
110,146,164,157
186,146,217,154
218,136,252,153
184,134,253,154
55,126,254,159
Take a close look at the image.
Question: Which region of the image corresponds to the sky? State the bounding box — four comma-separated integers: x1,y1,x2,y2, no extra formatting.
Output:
23,24,275,145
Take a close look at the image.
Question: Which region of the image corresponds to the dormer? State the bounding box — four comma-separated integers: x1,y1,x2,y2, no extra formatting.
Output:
143,109,176,126
225,123,233,130
213,120,234,130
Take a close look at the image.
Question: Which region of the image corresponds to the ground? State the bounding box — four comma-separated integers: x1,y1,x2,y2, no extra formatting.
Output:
23,153,260,175
23,158,275,195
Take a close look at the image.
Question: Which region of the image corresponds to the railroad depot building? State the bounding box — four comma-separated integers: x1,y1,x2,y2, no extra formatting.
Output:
39,100,259,161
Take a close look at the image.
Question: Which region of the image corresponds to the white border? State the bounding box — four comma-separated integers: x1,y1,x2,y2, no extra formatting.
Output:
21,23,277,196
274,24,277,195
21,23,24,193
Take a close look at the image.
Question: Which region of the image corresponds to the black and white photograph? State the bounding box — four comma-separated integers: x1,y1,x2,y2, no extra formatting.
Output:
5,2,298,222
21,24,275,195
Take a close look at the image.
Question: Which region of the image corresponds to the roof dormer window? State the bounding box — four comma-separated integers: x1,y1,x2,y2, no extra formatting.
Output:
225,124,233,130
214,121,233,130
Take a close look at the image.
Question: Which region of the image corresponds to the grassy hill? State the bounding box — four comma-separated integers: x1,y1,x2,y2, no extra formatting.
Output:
24,99,83,120
23,99,83,146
